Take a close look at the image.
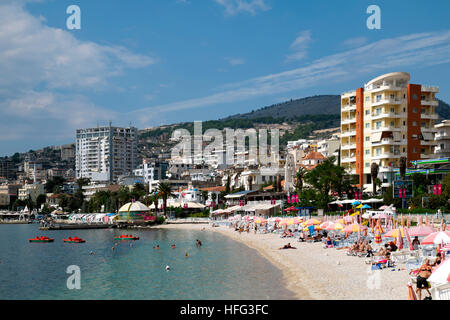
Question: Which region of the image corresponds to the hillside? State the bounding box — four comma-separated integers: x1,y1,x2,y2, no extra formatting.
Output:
223,95,450,121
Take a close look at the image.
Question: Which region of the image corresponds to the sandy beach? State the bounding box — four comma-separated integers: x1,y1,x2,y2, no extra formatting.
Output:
156,223,411,300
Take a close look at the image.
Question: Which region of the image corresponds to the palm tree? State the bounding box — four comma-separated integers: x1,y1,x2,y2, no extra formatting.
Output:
295,167,307,193
156,182,175,217
370,162,379,196
399,157,407,181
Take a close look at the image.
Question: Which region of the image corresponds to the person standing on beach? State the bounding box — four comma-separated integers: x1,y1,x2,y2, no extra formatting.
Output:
416,259,432,300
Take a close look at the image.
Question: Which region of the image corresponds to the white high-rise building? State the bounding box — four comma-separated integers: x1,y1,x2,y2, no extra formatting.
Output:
76,123,138,182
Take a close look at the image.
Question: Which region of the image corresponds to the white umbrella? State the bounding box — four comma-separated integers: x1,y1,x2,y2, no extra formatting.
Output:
428,258,450,286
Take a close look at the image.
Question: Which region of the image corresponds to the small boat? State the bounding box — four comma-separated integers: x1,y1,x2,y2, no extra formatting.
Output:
114,234,139,240
63,236,86,243
29,236,54,243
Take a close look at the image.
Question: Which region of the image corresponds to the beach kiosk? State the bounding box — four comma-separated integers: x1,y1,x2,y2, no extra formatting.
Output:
118,201,150,222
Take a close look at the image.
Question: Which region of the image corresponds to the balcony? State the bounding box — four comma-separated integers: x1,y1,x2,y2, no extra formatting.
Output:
341,143,357,150
421,85,439,93
341,130,357,137
372,126,402,132
372,138,406,146
366,84,404,92
370,112,406,120
421,100,439,107
341,157,356,163
342,117,356,125
420,140,436,146
421,127,438,133
421,113,439,120
341,104,357,112
371,152,403,160
435,133,450,140
371,98,403,107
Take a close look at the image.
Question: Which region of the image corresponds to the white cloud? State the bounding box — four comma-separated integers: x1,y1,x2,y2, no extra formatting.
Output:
342,37,368,48
214,0,270,16
129,30,450,125
285,30,312,62
225,57,246,66
0,1,155,150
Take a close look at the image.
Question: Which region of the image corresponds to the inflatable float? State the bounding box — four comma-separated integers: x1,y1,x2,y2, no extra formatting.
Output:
114,234,139,240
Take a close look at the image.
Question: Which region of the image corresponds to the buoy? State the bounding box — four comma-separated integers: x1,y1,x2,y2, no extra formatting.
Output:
165,265,170,270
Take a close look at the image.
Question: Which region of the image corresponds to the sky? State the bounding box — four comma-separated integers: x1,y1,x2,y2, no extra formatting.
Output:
1,0,450,156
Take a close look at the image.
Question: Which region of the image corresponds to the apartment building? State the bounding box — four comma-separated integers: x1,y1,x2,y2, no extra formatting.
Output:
340,72,439,192
435,120,450,158
75,123,138,182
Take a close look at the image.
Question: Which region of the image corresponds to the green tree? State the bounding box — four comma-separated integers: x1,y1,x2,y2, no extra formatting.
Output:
156,182,175,216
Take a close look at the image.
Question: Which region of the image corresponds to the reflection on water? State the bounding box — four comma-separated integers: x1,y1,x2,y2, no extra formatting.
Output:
0,225,295,300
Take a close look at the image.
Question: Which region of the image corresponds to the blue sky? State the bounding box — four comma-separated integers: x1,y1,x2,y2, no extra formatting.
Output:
1,0,450,156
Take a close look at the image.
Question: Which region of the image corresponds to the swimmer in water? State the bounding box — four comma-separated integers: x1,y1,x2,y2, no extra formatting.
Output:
185,252,189,258
89,251,94,255
165,265,170,271
171,244,176,249
153,244,160,249
196,239,202,247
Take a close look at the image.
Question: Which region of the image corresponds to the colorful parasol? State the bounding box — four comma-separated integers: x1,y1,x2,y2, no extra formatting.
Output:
421,231,450,245
341,223,367,233
407,226,435,237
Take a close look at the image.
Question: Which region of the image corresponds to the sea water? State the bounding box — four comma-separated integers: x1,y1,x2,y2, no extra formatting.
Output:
0,224,295,299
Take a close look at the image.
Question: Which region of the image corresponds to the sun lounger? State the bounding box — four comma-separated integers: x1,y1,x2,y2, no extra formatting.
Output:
431,282,450,300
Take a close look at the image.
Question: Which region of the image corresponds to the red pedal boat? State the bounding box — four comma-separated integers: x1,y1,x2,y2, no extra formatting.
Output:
63,236,86,243
114,234,139,240
29,236,54,243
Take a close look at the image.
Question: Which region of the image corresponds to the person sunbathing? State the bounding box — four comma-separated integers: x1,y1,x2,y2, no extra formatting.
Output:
279,243,297,250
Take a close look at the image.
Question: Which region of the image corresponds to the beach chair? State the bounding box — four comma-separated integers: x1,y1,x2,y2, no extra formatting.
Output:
422,246,436,258
431,282,450,300
390,251,411,264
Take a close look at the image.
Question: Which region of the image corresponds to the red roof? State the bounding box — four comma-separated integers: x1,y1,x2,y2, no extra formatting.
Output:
303,151,325,160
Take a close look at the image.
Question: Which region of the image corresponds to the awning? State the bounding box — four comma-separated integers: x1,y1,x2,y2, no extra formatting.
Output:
422,131,434,141
371,132,383,142
393,132,402,141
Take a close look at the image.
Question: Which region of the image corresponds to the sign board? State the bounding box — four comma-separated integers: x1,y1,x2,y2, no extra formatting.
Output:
393,180,413,199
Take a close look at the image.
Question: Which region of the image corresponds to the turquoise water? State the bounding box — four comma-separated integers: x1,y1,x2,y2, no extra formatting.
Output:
0,224,295,299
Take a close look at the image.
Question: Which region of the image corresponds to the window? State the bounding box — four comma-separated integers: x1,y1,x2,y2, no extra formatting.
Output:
365,110,370,115
366,123,370,128
403,107,406,112
376,108,382,115
366,136,370,141
413,94,418,100
412,121,417,126
365,150,370,155
403,121,406,126
365,163,370,168
365,96,370,102
376,121,382,129
413,147,417,153
413,107,418,113
376,94,382,102
391,107,395,113
412,134,418,140
390,121,395,126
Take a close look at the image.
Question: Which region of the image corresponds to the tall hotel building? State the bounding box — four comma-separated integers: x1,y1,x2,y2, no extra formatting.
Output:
76,123,138,182
340,72,439,191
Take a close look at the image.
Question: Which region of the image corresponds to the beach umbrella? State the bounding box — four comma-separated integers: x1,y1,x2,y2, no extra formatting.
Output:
336,218,345,224
283,206,297,212
320,221,332,229
352,201,361,206
379,205,389,210
407,226,435,237
397,227,404,250
428,258,450,286
356,204,363,209
293,217,303,224
421,231,450,245
342,223,367,233
361,204,371,209
305,218,321,226
383,228,407,238
407,283,417,300
373,213,387,219
326,222,344,231
374,221,385,244
343,216,353,224
254,217,266,224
